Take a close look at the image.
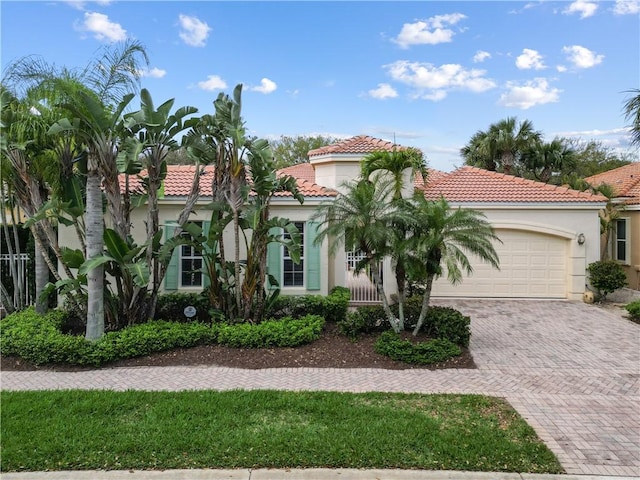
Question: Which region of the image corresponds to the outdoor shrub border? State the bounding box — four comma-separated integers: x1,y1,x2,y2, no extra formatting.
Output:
374,331,461,365
154,292,212,322
268,286,350,323
1,308,324,366
340,299,471,348
217,315,324,348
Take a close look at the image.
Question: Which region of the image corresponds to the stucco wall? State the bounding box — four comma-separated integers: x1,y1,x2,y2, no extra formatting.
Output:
57,197,331,297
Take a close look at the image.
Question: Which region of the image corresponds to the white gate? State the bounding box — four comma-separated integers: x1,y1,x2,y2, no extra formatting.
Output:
346,250,381,304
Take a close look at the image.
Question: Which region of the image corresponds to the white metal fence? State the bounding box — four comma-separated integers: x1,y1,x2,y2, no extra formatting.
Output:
0,253,32,311
346,250,381,304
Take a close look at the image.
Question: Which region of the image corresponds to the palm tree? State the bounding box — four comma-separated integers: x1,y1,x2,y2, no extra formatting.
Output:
312,177,411,333
4,41,148,339
360,147,427,327
623,88,640,147
521,137,575,183
461,117,542,175
406,195,500,335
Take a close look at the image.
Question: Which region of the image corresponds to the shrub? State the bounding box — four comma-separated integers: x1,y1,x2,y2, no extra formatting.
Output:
1,308,90,365
338,305,387,338
155,292,212,322
340,300,471,348
0,308,217,366
89,321,218,365
625,300,640,320
420,306,471,348
217,315,324,348
374,331,461,365
587,260,627,300
268,287,350,324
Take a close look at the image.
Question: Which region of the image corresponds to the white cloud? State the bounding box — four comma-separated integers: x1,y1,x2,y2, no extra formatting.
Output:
556,127,628,137
76,11,126,42
418,90,447,101
249,78,277,94
499,78,561,109
562,45,604,68
393,13,466,48
197,75,227,91
178,14,211,47
556,65,568,73
384,60,496,101
473,50,491,63
613,0,640,14
368,83,398,99
515,48,546,70
65,0,111,10
563,0,598,18
138,67,166,79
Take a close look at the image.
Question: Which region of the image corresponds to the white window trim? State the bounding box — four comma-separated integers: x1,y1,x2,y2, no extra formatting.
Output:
614,217,631,266
179,222,203,288
282,221,305,288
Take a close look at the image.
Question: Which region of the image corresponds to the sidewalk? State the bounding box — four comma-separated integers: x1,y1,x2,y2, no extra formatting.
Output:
2,300,639,479
1,468,637,479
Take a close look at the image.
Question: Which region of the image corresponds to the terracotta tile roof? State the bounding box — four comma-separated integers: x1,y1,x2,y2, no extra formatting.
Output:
414,169,448,190
421,166,607,204
308,135,406,157
585,162,640,205
278,163,316,183
121,165,337,199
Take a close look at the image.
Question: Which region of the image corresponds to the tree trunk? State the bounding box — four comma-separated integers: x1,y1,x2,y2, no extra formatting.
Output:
501,152,515,175
34,241,50,314
395,261,406,331
85,170,105,341
413,275,435,335
367,257,401,333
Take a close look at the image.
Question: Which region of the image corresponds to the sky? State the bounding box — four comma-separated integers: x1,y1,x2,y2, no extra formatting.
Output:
1,0,639,172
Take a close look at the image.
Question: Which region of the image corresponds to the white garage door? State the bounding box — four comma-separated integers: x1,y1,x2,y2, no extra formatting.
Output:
431,229,568,298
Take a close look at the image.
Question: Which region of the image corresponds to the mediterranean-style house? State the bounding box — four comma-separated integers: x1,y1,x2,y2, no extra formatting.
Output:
585,162,640,290
57,135,608,303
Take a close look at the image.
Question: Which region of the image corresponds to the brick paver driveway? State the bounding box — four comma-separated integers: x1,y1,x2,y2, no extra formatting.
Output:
1,300,638,477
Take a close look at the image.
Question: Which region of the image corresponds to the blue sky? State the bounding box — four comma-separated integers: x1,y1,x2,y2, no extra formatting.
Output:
1,1,639,172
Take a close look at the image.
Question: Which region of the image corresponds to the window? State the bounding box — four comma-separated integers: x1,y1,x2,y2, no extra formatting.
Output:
614,218,630,264
283,222,304,287
180,221,203,287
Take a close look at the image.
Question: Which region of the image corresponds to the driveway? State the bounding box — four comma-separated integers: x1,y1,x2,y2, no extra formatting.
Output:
1,300,638,477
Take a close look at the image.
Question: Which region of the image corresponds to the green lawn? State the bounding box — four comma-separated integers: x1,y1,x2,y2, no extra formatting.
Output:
1,390,562,474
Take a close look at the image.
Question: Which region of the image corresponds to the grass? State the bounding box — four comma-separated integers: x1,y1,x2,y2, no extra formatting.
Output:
1,390,562,474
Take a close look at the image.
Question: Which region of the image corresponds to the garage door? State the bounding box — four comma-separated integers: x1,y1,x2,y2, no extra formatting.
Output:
431,229,568,298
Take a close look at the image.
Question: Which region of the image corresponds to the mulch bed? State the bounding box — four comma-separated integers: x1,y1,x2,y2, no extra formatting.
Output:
0,322,476,372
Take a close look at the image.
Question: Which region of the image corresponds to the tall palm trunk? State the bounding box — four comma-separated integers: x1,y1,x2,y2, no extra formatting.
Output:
413,275,435,335
501,152,515,175
365,251,401,333
85,168,104,340
34,242,50,314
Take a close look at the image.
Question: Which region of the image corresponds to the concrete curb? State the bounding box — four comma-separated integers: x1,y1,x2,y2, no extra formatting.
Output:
0,469,636,480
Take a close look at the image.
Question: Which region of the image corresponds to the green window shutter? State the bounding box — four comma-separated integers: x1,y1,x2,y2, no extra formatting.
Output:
202,221,211,288
306,221,321,291
267,227,282,290
164,221,179,291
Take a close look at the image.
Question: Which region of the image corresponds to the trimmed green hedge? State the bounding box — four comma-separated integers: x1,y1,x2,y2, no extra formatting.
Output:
154,292,213,322
0,308,323,366
374,331,461,365
339,298,471,347
267,286,350,323
217,315,324,348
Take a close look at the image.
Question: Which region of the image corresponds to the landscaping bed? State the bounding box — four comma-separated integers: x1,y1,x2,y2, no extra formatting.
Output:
1,321,475,371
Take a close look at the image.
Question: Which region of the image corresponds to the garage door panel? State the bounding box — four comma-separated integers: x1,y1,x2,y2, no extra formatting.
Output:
432,230,567,298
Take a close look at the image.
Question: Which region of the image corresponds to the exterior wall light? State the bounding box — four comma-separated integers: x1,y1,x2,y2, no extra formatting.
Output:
577,233,585,245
